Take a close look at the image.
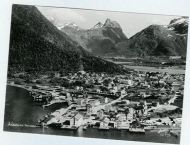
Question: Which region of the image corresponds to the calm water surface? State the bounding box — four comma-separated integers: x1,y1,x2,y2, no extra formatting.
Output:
124,65,185,74
4,86,180,144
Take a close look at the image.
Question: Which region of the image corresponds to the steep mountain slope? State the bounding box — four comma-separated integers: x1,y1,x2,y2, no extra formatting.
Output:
8,5,126,74
60,18,127,56
168,17,188,34
116,17,188,57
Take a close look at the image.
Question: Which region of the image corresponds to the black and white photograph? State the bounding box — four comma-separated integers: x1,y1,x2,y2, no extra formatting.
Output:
3,4,189,144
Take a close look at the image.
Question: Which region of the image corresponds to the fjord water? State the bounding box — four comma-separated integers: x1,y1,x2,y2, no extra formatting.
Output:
4,86,180,144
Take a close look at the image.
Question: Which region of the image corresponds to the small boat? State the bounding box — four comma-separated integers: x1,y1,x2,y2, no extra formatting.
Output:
117,126,129,130
98,122,109,130
129,127,145,133
61,125,78,130
83,125,88,130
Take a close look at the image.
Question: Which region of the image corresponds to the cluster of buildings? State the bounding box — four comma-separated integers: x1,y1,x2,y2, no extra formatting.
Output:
28,70,183,132
8,69,184,132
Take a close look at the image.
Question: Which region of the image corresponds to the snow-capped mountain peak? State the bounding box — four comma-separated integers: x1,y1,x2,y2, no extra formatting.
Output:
64,22,78,27
169,17,189,26
103,18,121,29
168,17,189,34
92,22,103,29
57,25,65,30
57,22,81,31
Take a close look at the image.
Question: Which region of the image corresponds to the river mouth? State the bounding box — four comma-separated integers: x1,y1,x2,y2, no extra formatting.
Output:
3,85,180,144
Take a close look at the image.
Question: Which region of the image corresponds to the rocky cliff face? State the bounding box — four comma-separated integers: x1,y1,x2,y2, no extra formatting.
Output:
61,18,127,56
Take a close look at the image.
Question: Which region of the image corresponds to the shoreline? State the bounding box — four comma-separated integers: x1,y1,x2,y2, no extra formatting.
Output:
5,121,180,132
4,67,183,139
5,84,182,133
4,84,181,144
7,83,30,91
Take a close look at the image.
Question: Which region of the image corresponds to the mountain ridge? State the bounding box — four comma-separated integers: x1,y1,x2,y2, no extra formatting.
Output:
60,18,128,56
60,17,188,57
8,5,127,74
116,17,188,57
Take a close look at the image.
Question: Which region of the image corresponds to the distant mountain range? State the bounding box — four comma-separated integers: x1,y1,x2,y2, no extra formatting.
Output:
8,5,126,74
116,17,188,57
8,5,188,75
60,18,127,56
60,16,188,57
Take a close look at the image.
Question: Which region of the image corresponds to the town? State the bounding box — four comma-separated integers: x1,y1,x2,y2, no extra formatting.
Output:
7,69,184,137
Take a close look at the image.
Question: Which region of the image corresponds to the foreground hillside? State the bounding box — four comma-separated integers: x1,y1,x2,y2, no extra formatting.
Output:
8,5,127,75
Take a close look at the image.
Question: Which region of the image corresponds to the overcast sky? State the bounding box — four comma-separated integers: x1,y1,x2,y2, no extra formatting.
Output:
37,6,180,38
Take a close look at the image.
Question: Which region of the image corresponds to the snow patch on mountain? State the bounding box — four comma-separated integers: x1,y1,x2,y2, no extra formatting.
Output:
92,22,104,29
57,22,81,31
169,17,188,26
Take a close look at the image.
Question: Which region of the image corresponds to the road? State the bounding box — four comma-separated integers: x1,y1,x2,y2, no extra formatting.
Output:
92,94,126,113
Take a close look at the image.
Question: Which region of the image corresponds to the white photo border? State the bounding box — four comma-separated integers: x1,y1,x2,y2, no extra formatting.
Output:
0,0,190,145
